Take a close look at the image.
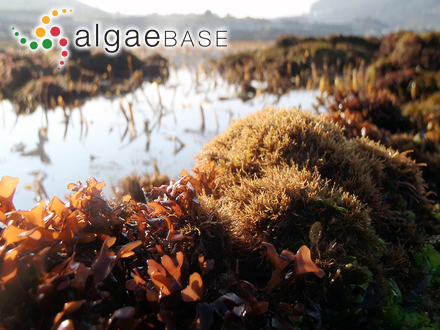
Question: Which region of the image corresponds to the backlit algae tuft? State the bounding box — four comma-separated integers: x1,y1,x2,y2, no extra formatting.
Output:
195,107,439,327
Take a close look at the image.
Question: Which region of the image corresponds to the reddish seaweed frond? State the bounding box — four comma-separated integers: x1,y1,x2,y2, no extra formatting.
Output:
263,242,324,291
0,176,19,218
295,245,326,278
181,272,204,302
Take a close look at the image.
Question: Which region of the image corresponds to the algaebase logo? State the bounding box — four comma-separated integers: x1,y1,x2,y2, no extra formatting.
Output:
12,9,72,71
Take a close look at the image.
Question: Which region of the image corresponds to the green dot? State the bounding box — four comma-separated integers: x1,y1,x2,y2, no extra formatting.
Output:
30,41,38,50
20,38,26,44
12,27,14,30
42,39,52,49
15,32,19,36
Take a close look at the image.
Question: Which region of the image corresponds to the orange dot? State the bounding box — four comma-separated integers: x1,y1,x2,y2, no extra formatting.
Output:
70,9,72,12
36,27,46,38
42,16,50,24
52,10,58,16
62,9,66,13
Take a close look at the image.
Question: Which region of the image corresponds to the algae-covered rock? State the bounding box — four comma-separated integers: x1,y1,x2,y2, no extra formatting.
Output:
325,89,410,140
113,171,170,203
0,52,38,99
0,49,169,112
367,32,440,103
71,49,169,82
217,35,379,95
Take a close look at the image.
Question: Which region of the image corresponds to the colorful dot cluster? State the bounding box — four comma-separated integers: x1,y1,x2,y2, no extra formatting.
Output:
12,8,72,70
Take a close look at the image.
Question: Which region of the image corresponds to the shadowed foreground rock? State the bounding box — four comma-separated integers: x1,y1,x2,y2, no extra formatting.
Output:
0,109,439,329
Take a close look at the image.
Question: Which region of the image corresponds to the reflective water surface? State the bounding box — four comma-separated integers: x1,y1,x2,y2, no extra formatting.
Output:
1,68,320,209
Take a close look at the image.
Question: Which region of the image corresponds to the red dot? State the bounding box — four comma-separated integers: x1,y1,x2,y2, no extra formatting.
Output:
61,51,68,57
60,61,64,65
58,68,60,70
50,26,60,37
59,38,68,47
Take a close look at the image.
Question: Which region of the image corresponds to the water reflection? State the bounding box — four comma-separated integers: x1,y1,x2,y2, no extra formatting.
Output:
25,171,49,202
0,68,321,209
21,128,51,164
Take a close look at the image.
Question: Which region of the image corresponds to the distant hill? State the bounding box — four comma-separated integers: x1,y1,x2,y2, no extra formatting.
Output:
0,0,105,15
0,0,438,43
309,0,440,31
0,0,108,40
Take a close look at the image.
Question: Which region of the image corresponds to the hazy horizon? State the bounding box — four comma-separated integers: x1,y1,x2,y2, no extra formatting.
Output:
75,0,319,18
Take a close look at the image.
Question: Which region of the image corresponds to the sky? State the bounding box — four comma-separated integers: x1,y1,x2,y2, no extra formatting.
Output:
76,0,319,18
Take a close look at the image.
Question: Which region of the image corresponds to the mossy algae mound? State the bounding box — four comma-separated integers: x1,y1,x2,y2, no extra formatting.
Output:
195,107,440,327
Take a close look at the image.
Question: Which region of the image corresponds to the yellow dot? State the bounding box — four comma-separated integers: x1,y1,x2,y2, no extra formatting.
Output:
42,16,50,24
62,9,66,13
36,27,46,38
52,10,58,16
